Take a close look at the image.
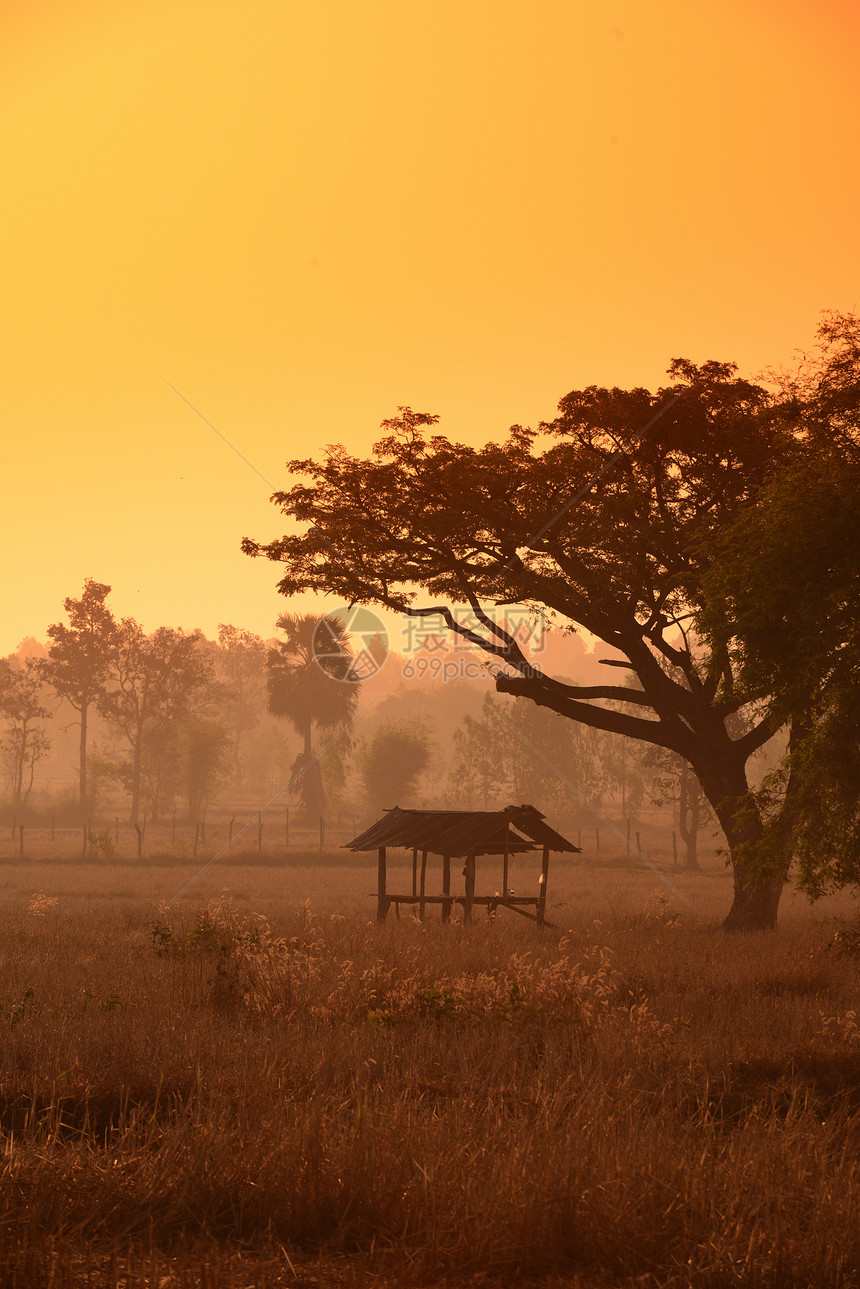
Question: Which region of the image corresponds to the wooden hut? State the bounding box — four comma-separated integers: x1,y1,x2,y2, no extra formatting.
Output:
345,804,580,926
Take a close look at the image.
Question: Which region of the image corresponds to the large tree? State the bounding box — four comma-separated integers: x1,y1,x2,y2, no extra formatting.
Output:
44,579,117,813
243,354,830,929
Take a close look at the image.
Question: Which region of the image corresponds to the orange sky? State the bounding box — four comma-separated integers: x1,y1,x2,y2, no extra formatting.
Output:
2,0,858,656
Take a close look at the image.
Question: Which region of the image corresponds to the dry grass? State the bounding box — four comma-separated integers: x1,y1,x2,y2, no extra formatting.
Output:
1,858,860,1286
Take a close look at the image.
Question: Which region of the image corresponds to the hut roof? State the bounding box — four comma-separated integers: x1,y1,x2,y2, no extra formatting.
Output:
344,805,580,858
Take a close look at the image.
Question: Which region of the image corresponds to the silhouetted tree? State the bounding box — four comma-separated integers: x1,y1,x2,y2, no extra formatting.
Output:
266,613,358,819
181,716,229,823
0,657,52,808
245,358,818,929
360,719,433,814
448,693,605,821
100,621,212,824
44,579,116,813
216,624,267,791
701,312,860,896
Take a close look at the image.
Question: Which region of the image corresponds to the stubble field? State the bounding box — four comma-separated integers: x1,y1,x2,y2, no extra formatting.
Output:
1,851,860,1288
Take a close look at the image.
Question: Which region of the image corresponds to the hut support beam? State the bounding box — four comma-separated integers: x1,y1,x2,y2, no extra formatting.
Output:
538,843,550,927
464,853,476,923
377,846,388,922
442,854,451,923
419,849,428,920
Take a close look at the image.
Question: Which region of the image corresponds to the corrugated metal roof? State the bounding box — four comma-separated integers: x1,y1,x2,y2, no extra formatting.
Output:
345,805,580,857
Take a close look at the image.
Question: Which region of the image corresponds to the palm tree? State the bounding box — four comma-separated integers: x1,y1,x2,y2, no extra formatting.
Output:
267,613,359,819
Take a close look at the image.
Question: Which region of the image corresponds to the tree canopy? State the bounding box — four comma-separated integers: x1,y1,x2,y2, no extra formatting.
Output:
245,316,860,928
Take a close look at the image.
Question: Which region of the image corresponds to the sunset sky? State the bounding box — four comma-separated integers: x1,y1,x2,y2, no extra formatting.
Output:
2,0,858,657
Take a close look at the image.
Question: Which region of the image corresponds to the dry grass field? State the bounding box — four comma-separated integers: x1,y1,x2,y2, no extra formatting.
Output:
1,849,860,1287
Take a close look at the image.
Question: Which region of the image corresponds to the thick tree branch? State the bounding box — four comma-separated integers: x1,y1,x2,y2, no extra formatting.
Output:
495,673,685,751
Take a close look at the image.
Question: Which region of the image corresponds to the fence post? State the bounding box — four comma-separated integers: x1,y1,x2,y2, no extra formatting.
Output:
229,816,235,845
172,810,177,842
19,825,24,859
635,831,641,858
319,816,325,851
135,823,142,859
115,816,119,846
284,808,289,847
82,825,88,858
626,818,631,855
257,815,263,852
672,831,678,870
193,823,199,858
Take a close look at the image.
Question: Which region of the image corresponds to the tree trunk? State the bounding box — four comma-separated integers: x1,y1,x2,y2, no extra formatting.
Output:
129,733,143,825
79,702,88,812
697,758,788,930
678,763,701,871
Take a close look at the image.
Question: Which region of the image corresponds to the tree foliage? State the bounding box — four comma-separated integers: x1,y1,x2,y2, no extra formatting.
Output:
100,621,213,823
448,693,605,821
700,313,860,896
360,719,434,814
44,579,117,812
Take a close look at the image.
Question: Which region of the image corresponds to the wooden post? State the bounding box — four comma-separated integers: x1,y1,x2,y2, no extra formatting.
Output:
82,825,88,858
201,818,206,844
537,844,550,927
319,816,325,850
229,816,235,845
19,825,24,859
635,831,641,858
577,827,581,849
193,823,199,858
442,854,451,923
412,847,418,897
419,849,428,921
115,816,119,846
502,825,510,900
134,823,142,859
672,831,678,870
464,853,475,923
285,808,290,847
377,846,387,922
11,817,16,840
172,810,177,842
626,818,631,855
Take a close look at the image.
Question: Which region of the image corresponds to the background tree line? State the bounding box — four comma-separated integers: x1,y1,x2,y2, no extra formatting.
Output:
1,585,721,853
